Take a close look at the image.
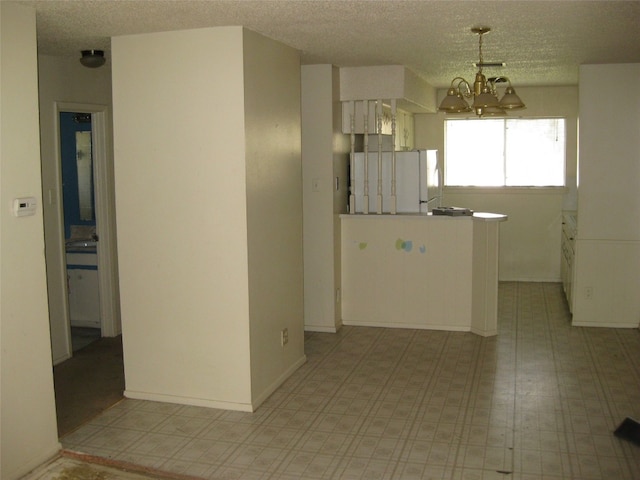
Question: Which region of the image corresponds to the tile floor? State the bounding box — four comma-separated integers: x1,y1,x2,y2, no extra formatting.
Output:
61,282,640,479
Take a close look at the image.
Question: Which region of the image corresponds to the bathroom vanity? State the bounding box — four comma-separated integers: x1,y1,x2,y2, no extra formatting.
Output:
66,244,100,328
341,212,506,336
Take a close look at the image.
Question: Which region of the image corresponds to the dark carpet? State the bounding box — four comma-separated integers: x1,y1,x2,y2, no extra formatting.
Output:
53,335,125,437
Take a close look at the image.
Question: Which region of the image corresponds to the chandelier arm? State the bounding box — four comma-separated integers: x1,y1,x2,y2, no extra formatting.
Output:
487,76,513,95
451,77,472,98
490,76,513,87
449,76,468,87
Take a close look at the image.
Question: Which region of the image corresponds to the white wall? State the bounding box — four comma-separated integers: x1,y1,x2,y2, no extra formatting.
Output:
302,65,349,332
113,27,253,409
0,3,61,478
37,54,115,363
572,64,640,327
414,86,578,281
112,26,305,411
242,29,306,405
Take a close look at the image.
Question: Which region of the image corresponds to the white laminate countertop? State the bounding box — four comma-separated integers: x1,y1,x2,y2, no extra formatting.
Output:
472,212,508,222
340,212,508,222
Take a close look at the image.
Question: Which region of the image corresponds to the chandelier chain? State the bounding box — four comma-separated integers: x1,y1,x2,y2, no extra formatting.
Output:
478,33,484,73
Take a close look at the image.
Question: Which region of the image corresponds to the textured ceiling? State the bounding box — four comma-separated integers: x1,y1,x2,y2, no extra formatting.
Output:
13,0,640,88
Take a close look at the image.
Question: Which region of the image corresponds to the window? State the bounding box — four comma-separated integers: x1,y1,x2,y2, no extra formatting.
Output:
445,118,566,187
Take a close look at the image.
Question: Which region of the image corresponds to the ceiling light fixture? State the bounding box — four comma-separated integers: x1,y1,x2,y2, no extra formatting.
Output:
438,27,525,117
80,50,106,68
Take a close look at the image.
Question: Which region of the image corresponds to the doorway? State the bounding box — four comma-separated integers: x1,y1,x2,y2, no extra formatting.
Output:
44,102,121,363
60,111,101,350
44,102,124,436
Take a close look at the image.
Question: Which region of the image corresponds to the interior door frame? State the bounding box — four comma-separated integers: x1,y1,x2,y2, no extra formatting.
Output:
53,101,121,358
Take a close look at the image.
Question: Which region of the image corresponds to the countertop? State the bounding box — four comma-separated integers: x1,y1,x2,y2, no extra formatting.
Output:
341,212,508,222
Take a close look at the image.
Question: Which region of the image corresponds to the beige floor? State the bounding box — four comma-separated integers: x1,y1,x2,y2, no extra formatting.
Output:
59,282,640,479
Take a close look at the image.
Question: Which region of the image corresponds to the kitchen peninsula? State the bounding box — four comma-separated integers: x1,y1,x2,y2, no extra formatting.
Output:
341,212,506,336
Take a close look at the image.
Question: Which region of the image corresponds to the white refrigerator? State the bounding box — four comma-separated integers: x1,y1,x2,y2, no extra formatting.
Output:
352,149,441,214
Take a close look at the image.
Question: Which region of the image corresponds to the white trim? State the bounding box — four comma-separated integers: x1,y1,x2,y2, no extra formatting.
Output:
572,322,640,329
251,355,307,410
342,320,471,332
50,104,72,362
304,325,339,333
470,327,498,337
125,353,306,413
124,390,254,412
91,107,121,337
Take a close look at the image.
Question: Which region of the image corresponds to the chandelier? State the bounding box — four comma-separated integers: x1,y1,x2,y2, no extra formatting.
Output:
438,27,525,117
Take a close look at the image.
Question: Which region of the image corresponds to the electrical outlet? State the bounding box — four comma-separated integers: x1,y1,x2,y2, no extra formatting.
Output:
585,286,593,300
281,328,289,346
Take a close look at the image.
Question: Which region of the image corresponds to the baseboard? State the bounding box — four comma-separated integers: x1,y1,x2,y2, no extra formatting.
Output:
252,354,307,410
70,320,101,328
572,321,640,329
342,320,470,332
470,327,498,337
52,352,72,366
499,278,562,283
304,325,338,333
126,354,308,413
124,390,254,412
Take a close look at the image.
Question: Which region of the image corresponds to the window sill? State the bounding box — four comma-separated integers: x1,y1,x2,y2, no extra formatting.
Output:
444,186,567,195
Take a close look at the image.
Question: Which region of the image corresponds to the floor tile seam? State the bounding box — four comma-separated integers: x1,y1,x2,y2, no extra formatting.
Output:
580,328,628,419
495,280,522,477
274,339,379,411
213,447,291,474
540,282,589,479
293,327,378,390
266,327,392,475
327,451,403,480
383,330,463,480
59,422,114,446
387,332,489,479
70,398,132,430
613,328,640,385
147,414,220,440
505,283,524,474
66,424,151,454
579,326,640,478
444,331,497,479
105,419,190,437
307,327,385,382
263,443,359,480
168,438,262,466
116,449,193,469
392,331,457,426
168,436,270,474
333,330,419,407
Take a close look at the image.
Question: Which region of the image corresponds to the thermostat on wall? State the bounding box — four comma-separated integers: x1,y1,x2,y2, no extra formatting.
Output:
13,197,37,217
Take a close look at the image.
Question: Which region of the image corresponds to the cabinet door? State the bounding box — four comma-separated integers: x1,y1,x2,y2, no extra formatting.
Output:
68,269,100,327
